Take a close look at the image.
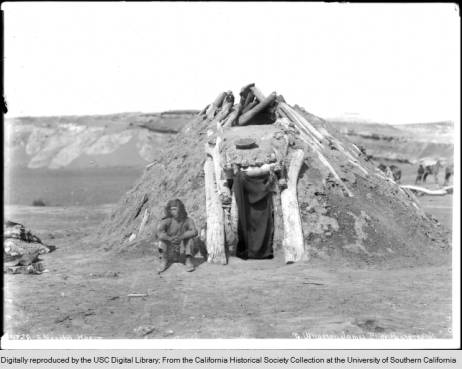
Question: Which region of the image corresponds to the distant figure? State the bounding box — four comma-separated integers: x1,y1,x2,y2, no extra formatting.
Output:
444,163,454,186
415,164,425,184
422,160,442,185
355,144,372,161
389,165,402,183
156,199,198,273
378,163,388,173
378,163,401,183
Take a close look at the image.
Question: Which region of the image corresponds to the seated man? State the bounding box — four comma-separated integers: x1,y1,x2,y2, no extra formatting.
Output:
156,199,198,273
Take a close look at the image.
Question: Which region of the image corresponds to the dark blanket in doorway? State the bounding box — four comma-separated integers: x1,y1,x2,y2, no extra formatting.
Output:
233,172,274,259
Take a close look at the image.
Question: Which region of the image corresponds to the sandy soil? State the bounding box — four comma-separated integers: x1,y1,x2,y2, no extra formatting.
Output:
4,196,453,340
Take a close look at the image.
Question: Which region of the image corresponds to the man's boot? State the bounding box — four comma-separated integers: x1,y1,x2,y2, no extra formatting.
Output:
157,253,169,274
184,256,195,272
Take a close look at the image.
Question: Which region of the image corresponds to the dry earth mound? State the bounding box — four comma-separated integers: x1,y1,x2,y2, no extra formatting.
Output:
96,87,450,267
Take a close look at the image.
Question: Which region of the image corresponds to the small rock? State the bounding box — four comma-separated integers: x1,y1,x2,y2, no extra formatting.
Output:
165,329,174,336
134,325,156,336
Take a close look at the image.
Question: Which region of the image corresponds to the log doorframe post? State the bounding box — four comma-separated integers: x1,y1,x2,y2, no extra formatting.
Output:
204,155,227,264
280,149,307,263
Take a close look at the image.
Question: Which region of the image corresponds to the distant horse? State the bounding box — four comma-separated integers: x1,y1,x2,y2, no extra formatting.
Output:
415,164,425,184
422,160,443,185
444,163,454,186
378,163,401,183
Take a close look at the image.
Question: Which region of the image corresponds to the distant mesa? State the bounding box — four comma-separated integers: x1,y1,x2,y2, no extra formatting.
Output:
5,108,452,170
4,111,196,170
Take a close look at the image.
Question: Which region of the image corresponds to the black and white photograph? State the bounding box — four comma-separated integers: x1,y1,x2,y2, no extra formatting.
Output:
2,2,460,349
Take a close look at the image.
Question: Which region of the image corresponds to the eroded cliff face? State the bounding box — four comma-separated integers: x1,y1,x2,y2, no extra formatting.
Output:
326,117,454,164
4,111,197,169
6,109,453,170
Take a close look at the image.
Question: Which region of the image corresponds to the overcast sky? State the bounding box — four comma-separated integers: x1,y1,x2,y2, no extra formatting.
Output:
3,2,460,124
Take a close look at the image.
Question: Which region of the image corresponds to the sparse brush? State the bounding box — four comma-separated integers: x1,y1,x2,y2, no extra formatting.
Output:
32,199,46,207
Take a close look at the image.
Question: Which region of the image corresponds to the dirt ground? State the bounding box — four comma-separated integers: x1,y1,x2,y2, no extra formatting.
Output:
4,190,453,340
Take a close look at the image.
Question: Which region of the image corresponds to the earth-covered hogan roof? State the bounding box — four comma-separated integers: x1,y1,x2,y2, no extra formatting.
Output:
95,84,450,267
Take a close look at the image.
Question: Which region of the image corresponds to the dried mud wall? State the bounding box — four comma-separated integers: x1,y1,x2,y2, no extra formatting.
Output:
294,110,451,266
96,116,211,250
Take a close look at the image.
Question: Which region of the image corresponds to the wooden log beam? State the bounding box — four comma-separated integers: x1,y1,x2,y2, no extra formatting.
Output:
205,136,227,195
250,86,265,102
206,91,227,120
280,149,306,263
239,84,254,110
278,107,354,197
237,92,277,126
243,91,255,108
221,106,240,127
204,157,227,264
241,99,258,115
242,163,277,177
400,185,454,196
240,83,255,98
288,104,324,141
199,104,210,116
138,209,150,235
279,103,324,143
213,93,234,124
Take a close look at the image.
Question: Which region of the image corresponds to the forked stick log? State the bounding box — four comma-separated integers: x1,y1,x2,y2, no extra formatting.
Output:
204,157,227,264
237,92,277,126
280,149,306,263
